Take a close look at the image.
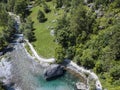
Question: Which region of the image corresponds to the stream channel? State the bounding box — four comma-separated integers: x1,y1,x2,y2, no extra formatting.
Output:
3,44,79,90
3,13,80,90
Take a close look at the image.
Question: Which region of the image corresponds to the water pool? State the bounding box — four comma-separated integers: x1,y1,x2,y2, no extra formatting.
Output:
35,72,78,90
4,45,79,90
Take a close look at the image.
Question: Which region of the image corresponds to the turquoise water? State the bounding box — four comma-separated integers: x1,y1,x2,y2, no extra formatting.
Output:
6,44,79,90
6,65,78,90
35,72,78,90
4,16,79,90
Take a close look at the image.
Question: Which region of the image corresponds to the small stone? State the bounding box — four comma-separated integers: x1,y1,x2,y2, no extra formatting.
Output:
76,82,87,90
50,30,54,36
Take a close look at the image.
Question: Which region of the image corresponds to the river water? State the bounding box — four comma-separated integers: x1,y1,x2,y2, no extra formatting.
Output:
3,13,80,90
4,44,78,90
29,70,78,90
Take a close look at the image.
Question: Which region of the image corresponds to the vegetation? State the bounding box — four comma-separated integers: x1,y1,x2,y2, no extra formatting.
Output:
37,10,47,22
43,2,51,13
53,0,120,89
28,1,63,58
25,43,33,56
20,17,36,42
14,0,27,18
0,82,4,90
0,0,120,90
0,1,17,51
0,0,28,89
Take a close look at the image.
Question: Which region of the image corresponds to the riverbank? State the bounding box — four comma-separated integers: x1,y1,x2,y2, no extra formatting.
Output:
0,39,102,90
65,60,102,90
25,39,55,63
0,44,78,90
25,39,102,90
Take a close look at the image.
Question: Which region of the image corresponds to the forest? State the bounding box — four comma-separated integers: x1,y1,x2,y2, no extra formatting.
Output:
0,0,120,90
54,0,120,89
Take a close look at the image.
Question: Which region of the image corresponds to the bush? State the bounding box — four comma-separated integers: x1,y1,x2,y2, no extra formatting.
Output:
56,0,63,8
55,46,65,64
110,65,120,81
37,10,47,22
45,0,52,2
43,3,51,13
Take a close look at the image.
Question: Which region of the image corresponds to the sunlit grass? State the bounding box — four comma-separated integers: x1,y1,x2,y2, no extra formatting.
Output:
0,26,3,33
29,1,64,58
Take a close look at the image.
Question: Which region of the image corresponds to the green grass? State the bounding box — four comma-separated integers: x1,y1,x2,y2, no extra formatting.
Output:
0,26,3,33
100,79,120,90
29,1,64,58
25,43,33,56
98,74,120,90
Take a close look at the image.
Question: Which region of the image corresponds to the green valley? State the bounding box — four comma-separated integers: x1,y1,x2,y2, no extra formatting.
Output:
0,0,120,90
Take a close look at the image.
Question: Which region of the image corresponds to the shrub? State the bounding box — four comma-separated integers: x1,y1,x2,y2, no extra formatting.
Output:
37,10,47,22
43,3,51,13
45,0,52,2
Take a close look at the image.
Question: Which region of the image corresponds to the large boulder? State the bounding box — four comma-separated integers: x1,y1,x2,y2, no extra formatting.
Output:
44,64,65,80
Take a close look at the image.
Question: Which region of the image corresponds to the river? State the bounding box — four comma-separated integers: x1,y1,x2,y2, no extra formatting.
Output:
0,12,80,90
1,43,78,90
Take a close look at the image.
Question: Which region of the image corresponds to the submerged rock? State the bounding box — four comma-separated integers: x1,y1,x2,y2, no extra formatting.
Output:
44,64,65,80
76,82,88,90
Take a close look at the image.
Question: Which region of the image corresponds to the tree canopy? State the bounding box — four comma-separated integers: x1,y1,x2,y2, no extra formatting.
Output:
54,0,120,88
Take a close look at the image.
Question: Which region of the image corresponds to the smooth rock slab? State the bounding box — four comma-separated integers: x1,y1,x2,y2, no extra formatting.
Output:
44,64,65,80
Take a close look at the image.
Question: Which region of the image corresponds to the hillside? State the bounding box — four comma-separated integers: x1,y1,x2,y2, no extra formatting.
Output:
27,0,120,89
0,0,119,90
52,0,120,90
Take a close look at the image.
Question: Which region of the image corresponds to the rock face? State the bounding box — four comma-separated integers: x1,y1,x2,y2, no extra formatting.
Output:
44,64,65,80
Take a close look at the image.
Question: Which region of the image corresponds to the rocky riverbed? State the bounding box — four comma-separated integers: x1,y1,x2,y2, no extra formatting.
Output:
0,44,79,90
26,39,102,90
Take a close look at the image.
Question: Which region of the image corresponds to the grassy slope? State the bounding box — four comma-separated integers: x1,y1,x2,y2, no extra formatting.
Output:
0,26,3,33
29,1,63,58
